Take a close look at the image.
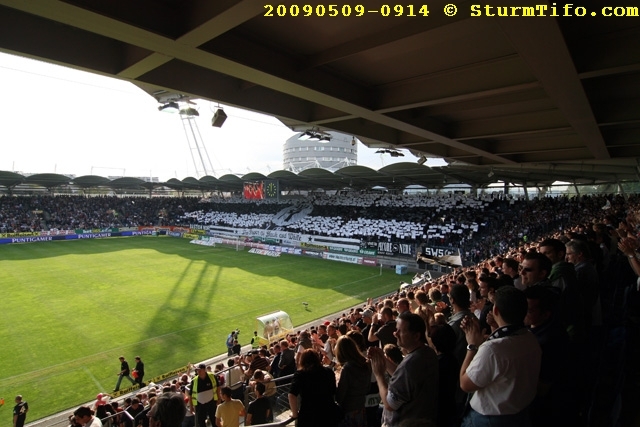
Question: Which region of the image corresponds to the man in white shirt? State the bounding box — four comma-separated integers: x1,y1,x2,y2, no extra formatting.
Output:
225,358,245,400
460,286,541,426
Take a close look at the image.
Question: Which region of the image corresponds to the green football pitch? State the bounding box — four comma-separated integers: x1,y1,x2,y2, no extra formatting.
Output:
0,236,401,422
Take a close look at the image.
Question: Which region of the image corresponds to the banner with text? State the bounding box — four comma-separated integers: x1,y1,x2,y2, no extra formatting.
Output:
377,242,416,257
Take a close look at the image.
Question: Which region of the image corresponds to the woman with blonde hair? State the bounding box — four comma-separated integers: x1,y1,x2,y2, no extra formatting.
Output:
335,336,371,427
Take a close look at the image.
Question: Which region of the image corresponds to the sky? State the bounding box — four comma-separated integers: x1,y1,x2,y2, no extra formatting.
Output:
0,52,444,181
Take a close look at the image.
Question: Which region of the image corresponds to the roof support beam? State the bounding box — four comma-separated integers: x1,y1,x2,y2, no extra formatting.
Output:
0,0,514,165
307,82,543,125
495,17,610,160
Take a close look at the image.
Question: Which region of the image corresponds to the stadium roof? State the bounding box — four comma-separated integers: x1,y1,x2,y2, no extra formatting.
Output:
3,160,640,193
0,1,639,187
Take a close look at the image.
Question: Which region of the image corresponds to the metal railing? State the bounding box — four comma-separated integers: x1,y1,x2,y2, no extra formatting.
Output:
96,410,135,427
188,364,296,426
240,373,295,425
44,409,135,427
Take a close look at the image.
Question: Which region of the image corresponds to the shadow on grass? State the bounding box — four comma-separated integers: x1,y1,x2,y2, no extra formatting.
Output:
0,236,405,422
0,236,402,293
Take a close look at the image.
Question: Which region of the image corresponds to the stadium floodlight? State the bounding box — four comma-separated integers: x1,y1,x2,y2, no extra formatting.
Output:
298,128,330,141
351,136,356,146
158,101,180,112
376,148,404,157
298,131,313,140
179,107,199,116
488,168,494,178
417,155,427,165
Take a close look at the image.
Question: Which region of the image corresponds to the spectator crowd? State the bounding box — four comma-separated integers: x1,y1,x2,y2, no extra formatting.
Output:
3,192,631,263
4,190,640,427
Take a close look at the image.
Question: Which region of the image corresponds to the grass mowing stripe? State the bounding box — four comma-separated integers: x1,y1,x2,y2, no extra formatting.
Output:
2,270,391,384
0,237,404,421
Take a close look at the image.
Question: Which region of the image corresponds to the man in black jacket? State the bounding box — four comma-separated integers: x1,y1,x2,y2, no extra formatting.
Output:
114,356,136,392
134,356,145,387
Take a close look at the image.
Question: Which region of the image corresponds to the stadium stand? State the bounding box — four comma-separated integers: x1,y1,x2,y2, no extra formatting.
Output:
4,191,640,427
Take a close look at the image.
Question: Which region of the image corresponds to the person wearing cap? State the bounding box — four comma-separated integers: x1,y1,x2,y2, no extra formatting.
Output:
94,394,108,407
13,395,28,427
114,356,136,392
93,394,114,427
188,364,221,427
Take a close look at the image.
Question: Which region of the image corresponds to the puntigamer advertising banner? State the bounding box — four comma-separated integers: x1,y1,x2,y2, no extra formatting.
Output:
0,227,156,244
